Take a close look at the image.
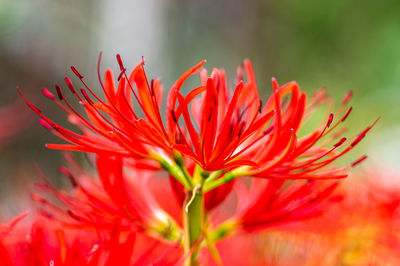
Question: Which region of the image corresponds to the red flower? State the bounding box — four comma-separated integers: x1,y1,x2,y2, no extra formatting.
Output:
281,173,400,265
0,215,182,265
19,56,377,187
18,55,206,172
172,63,378,178
11,53,382,265
32,153,182,242
234,178,342,232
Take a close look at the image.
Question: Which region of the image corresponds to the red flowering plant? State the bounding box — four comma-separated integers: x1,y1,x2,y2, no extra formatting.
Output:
32,152,182,242
0,214,182,265
259,172,400,266
15,54,378,265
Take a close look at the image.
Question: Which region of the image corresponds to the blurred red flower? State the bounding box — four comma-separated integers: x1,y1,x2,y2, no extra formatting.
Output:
32,153,182,243
0,215,182,265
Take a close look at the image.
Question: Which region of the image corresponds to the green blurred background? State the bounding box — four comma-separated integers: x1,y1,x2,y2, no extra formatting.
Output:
0,0,399,216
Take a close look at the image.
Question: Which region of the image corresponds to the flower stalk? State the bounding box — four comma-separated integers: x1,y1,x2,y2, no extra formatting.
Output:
158,156,194,189
184,184,204,265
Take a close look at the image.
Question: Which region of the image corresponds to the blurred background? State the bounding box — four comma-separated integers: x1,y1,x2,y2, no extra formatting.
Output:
0,0,399,217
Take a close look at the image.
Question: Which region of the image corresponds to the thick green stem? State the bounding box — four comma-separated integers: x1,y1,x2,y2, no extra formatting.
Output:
184,186,204,265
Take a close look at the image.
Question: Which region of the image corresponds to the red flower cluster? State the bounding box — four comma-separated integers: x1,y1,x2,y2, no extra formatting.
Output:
20,55,376,182
0,215,182,265
278,174,400,265
5,55,380,265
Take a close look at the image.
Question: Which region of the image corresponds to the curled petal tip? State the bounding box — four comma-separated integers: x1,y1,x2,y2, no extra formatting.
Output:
196,59,207,68
271,78,279,90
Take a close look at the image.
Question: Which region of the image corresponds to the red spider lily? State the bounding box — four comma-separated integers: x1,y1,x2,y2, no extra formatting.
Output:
0,215,182,265
19,56,376,188
199,171,400,265
15,55,381,265
18,55,206,172
232,178,343,232
172,63,378,178
283,174,400,265
32,153,182,243
197,178,343,244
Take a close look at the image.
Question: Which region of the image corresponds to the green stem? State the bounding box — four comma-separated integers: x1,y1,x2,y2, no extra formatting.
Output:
184,186,204,265
206,169,226,184
159,159,192,189
174,155,195,188
203,172,236,192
